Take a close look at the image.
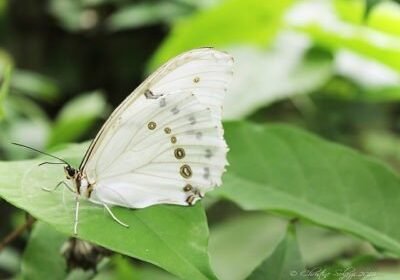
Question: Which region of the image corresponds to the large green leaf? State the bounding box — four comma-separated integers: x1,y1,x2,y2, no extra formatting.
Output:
21,222,68,280
149,0,293,69
246,225,306,280
215,122,400,257
0,144,216,280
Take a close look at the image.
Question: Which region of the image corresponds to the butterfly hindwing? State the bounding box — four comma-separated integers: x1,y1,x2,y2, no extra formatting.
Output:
87,91,227,207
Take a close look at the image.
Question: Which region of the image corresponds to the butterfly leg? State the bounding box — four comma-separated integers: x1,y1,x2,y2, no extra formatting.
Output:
42,181,74,193
102,204,129,228
73,195,80,235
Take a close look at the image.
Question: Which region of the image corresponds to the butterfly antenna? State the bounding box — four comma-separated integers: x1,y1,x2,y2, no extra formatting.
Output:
38,162,67,166
11,142,71,166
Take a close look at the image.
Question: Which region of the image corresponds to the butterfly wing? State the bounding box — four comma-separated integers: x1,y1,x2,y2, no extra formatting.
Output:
81,48,233,208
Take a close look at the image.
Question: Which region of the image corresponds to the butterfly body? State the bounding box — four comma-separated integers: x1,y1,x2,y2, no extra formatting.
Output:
58,48,233,234
63,166,91,199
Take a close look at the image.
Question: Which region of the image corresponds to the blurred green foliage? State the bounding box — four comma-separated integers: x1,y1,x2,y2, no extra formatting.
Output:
0,60,12,119
149,0,293,68
246,225,305,280
0,0,400,279
21,222,67,280
47,91,107,147
363,0,400,20
297,24,400,72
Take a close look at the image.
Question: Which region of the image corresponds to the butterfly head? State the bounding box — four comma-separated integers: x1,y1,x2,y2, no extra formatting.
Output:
64,165,78,180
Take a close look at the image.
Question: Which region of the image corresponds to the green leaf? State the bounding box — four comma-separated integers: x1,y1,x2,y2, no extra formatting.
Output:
209,212,288,280
361,130,400,163
149,0,293,69
320,76,400,102
215,121,400,257
21,222,68,280
107,2,193,31
112,255,140,280
297,223,371,266
0,144,216,280
139,265,180,280
108,255,179,280
3,95,49,121
296,23,400,72
47,0,90,32
66,268,97,280
89,255,180,280
223,46,332,120
364,0,382,19
11,70,59,102
0,63,13,120
0,118,50,160
246,225,306,280
0,248,20,274
47,91,107,147
334,0,400,36
363,0,400,20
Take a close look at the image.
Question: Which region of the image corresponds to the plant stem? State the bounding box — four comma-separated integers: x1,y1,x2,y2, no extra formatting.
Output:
0,214,36,252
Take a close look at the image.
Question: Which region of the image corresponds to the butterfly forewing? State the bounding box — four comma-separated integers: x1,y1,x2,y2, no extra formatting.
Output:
81,48,233,208
150,50,233,115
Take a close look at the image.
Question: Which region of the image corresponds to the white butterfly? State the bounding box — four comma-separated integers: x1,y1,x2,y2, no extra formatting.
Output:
43,48,233,234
